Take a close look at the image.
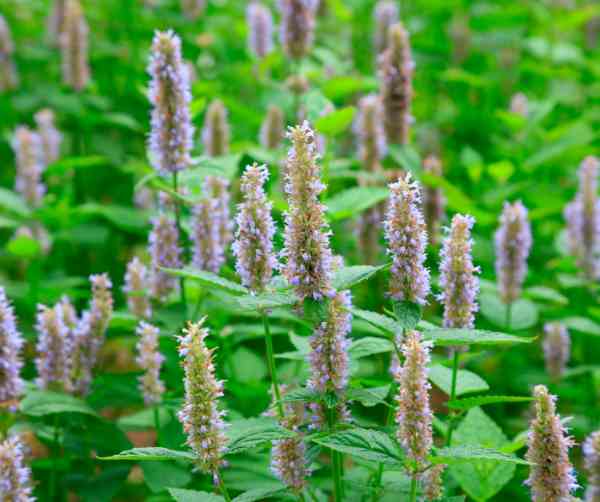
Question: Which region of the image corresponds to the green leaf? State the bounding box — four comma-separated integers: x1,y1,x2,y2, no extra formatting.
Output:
281,387,319,404
230,347,268,383
235,292,297,311
333,265,385,290
76,203,149,233
423,329,533,347
0,188,30,218
309,428,404,466
6,234,41,259
347,385,390,407
162,267,248,295
232,487,287,502
447,395,533,410
393,301,421,330
117,407,171,431
20,390,98,417
432,446,529,465
563,316,600,336
141,461,191,493
326,186,389,220
226,418,296,455
480,294,539,330
302,90,334,123
525,286,568,305
45,155,108,175
168,488,225,502
349,337,394,359
388,145,422,175
98,447,195,462
322,76,378,101
351,308,397,334
315,106,356,136
428,365,490,396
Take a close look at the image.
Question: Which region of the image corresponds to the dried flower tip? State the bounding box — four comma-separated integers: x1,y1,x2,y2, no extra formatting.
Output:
260,104,285,150
35,303,72,392
34,109,62,165
282,121,335,300
181,0,205,19
564,156,600,279
584,430,600,502
149,213,182,300
354,94,386,172
148,30,194,175
374,1,399,53
510,92,529,117
60,0,90,91
422,155,446,246
0,14,18,91
178,319,228,480
124,257,152,319
233,163,277,292
525,385,577,502
0,287,25,410
136,322,165,406
395,331,434,469
247,2,274,59
278,0,318,60
423,464,445,500
438,214,480,329
202,100,230,157
384,173,430,305
12,127,45,208
543,322,570,381
0,435,35,501
379,22,414,145
494,201,532,304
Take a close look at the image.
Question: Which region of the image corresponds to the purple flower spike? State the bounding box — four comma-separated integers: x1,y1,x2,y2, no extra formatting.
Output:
149,213,182,300
525,385,577,502
124,257,152,319
374,1,399,54
0,14,19,91
202,100,230,158
34,109,62,165
542,322,570,381
0,287,25,410
0,435,35,501
247,2,274,59
260,105,285,150
422,155,446,246
584,430,600,502
60,0,90,91
384,173,430,305
278,0,318,60
12,126,45,208
148,30,193,175
136,321,165,406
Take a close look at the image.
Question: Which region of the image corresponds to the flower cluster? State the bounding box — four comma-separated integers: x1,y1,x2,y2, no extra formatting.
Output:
379,22,414,144
510,92,529,117
494,201,532,304
395,331,434,470
260,104,285,150
35,303,72,392
422,155,446,246
282,121,335,300
247,2,273,59
12,126,45,207
354,94,387,172
439,214,480,329
542,322,570,381
374,1,399,54
149,213,181,300
178,320,228,483
205,175,233,248
60,0,90,91
232,163,277,292
278,0,318,60
584,430,600,502
0,14,18,91
384,174,430,305
202,100,230,157
0,435,35,502
34,109,62,165
181,0,205,19
0,287,25,410
564,156,600,279
123,257,152,319
525,385,577,502
136,321,165,406
147,30,194,175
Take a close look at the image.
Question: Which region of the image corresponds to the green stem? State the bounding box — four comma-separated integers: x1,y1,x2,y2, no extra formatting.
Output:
505,302,513,331
262,312,284,419
409,473,418,502
153,406,161,446
328,407,343,502
446,351,460,446
172,171,187,315
217,473,232,502
49,415,59,500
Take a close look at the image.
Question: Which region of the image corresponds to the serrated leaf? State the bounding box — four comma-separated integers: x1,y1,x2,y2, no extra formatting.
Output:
98,447,195,462
226,418,295,455
235,292,297,311
20,390,98,417
309,428,404,466
333,265,385,290
162,267,248,295
351,308,397,334
393,301,421,330
432,446,529,465
326,186,389,220
347,385,390,407
349,337,394,359
168,488,225,502
446,395,533,410
423,329,533,347
281,387,319,403
428,365,489,396
315,106,356,136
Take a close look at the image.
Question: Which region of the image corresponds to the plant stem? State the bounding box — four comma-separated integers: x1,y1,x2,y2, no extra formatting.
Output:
446,350,460,446
217,473,232,502
328,407,343,502
49,415,59,500
505,302,513,330
371,382,398,500
262,311,284,418
172,171,187,315
409,473,418,502
153,406,161,446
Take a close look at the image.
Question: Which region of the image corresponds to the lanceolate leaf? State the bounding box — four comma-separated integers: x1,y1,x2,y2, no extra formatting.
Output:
428,365,490,396
351,308,397,335
234,292,297,311
226,418,296,455
446,395,533,410
346,385,391,407
332,265,386,290
422,329,533,347
161,267,248,295
327,186,389,220
20,390,98,417
431,446,530,465
98,447,196,462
